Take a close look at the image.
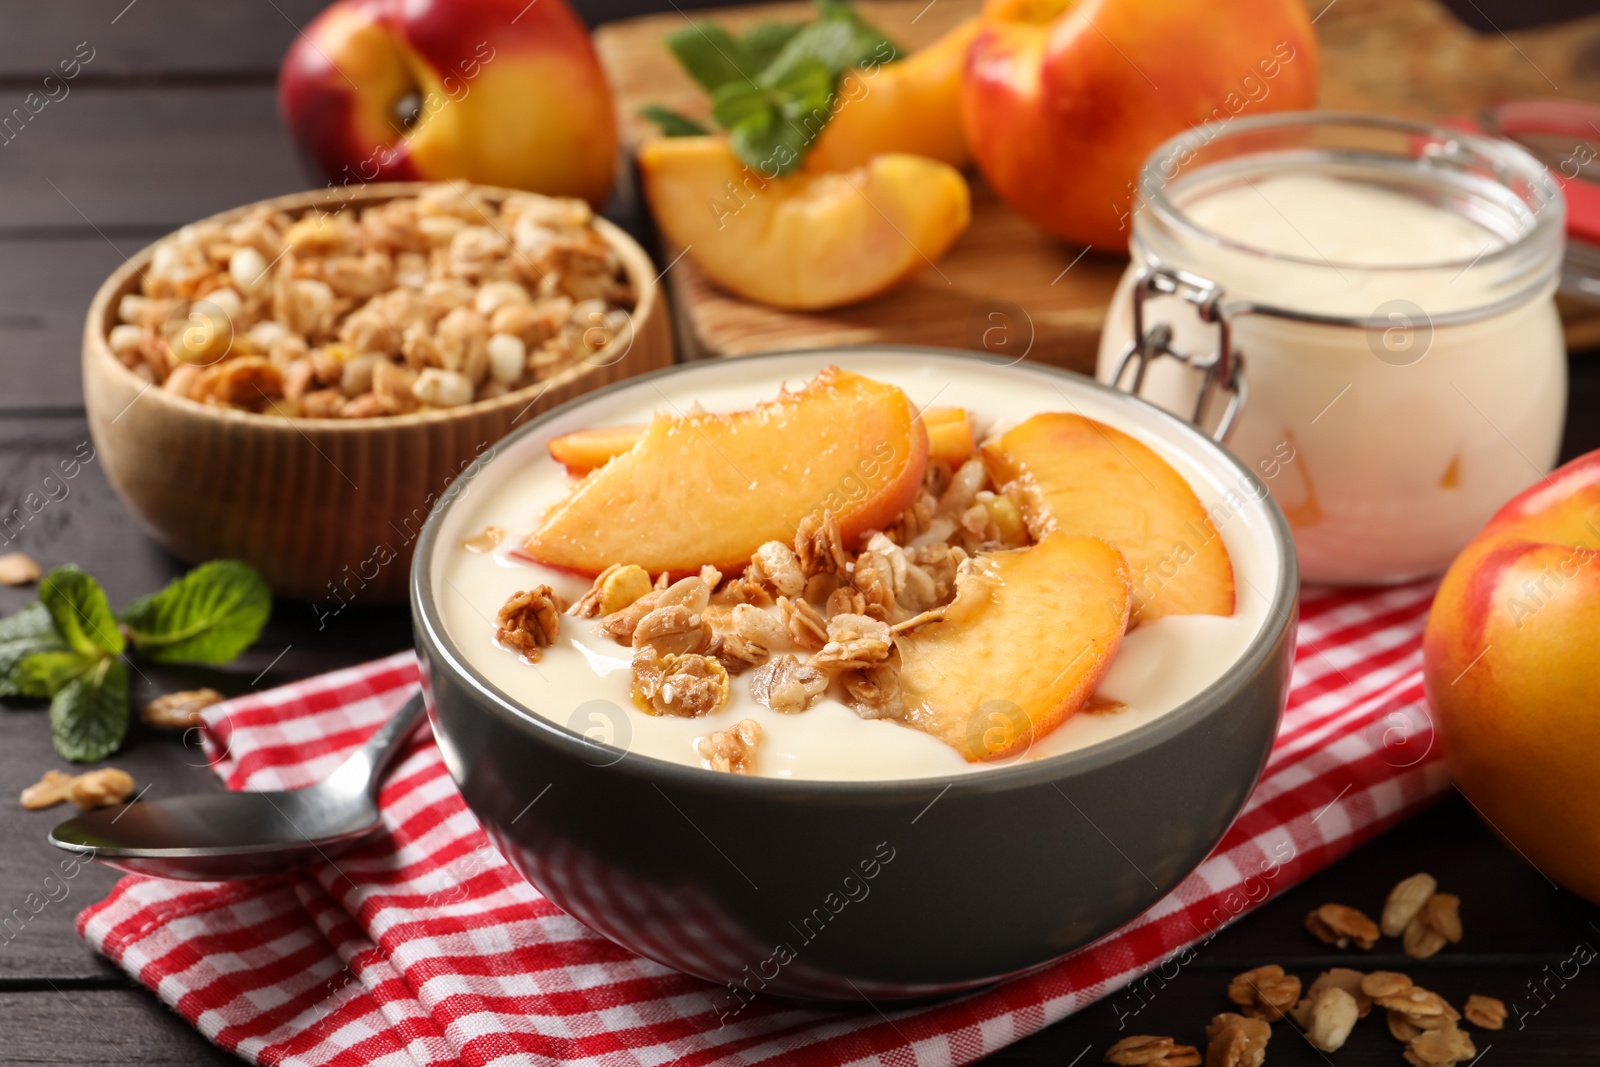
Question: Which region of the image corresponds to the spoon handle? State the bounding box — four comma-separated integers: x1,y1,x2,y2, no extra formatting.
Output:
368,690,429,781
333,691,428,797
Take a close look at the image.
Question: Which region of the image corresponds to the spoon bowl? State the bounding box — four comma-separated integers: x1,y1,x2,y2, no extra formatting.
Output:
50,692,425,881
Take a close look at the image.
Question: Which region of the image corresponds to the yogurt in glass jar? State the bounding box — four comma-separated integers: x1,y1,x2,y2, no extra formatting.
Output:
1096,113,1567,584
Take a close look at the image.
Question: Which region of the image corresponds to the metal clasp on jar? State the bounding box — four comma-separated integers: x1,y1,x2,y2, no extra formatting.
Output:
1109,265,1247,442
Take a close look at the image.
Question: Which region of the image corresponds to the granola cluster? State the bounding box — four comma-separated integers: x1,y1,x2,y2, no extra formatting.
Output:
107,185,636,418
1107,874,1501,1067
566,456,1030,752
20,767,135,810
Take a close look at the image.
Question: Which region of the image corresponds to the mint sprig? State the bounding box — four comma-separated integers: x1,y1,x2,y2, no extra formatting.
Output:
645,0,900,174
0,560,272,762
121,560,271,664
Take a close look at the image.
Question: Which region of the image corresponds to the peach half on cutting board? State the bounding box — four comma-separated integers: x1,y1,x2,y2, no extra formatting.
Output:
982,413,1235,623
897,532,1133,761
522,367,927,576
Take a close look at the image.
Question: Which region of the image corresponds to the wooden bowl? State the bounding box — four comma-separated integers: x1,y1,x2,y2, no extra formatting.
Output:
82,182,672,603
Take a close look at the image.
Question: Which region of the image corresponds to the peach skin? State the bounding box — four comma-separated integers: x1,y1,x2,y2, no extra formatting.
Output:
279,0,618,206
961,0,1317,249
1424,449,1600,904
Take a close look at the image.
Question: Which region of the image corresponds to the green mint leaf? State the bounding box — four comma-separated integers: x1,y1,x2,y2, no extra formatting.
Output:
638,105,711,137
14,649,98,699
743,21,805,70
40,565,124,657
712,80,777,131
51,656,128,763
728,109,810,176
766,16,897,86
0,601,67,697
121,560,271,664
664,22,761,93
813,0,901,64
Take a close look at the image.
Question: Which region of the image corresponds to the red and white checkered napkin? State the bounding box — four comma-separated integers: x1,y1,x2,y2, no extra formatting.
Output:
79,581,1448,1067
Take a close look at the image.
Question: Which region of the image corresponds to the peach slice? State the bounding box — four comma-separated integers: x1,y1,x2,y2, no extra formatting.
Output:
637,136,970,310
547,406,974,475
982,413,1234,623
803,17,981,173
523,367,928,576
897,532,1132,761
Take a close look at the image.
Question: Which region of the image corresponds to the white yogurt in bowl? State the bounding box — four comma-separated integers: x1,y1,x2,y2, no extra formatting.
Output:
429,350,1283,781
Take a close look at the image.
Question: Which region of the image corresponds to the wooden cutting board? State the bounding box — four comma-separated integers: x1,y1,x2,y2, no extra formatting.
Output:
595,0,1600,368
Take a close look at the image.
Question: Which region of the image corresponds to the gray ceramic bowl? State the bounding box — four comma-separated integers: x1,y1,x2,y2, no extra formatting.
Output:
411,347,1298,1006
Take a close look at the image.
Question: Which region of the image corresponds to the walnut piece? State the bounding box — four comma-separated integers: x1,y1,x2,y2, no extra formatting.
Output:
1463,994,1505,1030
810,613,893,672
1382,872,1438,937
1101,1034,1201,1066
632,649,729,717
142,687,224,729
69,767,136,809
698,718,762,774
0,552,41,586
1403,892,1462,959
1304,986,1360,1053
496,586,560,662
1305,903,1380,950
1226,964,1300,1022
1203,1013,1269,1067
749,653,829,714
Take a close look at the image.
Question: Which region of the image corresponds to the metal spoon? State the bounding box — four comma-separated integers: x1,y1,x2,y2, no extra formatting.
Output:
49,692,427,881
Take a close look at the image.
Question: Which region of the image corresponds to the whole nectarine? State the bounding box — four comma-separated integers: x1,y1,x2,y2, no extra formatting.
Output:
279,0,618,206
961,0,1318,249
1424,449,1600,903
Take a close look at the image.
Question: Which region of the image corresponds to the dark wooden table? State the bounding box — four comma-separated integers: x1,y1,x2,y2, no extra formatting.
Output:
2,3,1599,1063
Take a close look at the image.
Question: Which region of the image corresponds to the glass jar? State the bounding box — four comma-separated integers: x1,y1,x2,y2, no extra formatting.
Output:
1096,112,1566,585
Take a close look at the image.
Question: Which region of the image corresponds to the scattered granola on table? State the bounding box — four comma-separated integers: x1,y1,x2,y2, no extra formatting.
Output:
141,687,225,729
1402,891,1463,959
1204,1012,1269,1067
1102,1034,1201,1066
1382,872,1438,937
108,186,636,417
1305,902,1381,949
0,552,41,586
1226,964,1300,1022
1463,993,1506,1030
20,767,135,810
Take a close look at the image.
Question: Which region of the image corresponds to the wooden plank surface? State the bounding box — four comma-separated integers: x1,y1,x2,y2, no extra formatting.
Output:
0,2,326,79
0,989,237,1064
0,87,305,231
597,0,1600,368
